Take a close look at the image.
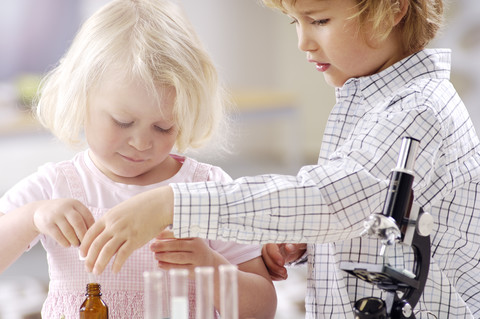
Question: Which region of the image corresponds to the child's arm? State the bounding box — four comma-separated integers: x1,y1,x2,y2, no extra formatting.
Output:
262,243,307,280
0,203,40,273
151,230,277,318
235,256,277,319
0,199,94,273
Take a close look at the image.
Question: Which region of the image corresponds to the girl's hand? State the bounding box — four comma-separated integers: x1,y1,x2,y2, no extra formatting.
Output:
80,186,174,275
261,243,307,281
150,229,227,277
33,199,95,247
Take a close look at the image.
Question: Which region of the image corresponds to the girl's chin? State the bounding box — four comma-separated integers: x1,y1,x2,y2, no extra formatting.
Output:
106,168,151,183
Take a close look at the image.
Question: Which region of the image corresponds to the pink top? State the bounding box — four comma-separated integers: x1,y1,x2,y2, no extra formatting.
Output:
0,151,261,318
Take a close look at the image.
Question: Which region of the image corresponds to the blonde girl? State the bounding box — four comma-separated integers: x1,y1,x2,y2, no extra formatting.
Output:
0,0,276,318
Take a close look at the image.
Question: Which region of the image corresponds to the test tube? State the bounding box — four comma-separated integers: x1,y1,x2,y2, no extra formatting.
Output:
143,270,164,319
195,266,214,319
219,265,238,319
169,269,189,319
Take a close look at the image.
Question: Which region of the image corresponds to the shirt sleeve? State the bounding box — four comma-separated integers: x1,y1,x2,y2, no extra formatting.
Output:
0,163,58,213
171,98,444,245
206,164,262,263
0,162,58,249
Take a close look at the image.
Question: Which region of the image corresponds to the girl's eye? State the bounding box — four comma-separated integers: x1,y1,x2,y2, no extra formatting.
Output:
154,126,174,134
289,18,298,25
113,118,133,128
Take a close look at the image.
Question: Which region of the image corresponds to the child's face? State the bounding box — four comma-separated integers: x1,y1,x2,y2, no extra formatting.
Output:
85,71,179,185
285,0,405,87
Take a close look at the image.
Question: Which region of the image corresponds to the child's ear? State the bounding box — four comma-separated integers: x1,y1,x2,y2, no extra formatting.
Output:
393,0,409,26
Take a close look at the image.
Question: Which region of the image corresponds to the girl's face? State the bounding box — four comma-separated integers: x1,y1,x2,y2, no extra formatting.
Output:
286,0,406,87
85,71,180,185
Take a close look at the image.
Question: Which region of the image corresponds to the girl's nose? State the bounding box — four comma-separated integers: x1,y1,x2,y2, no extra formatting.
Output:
128,131,153,151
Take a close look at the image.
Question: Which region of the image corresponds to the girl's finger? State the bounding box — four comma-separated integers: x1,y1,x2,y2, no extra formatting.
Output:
150,238,191,252
80,222,106,270
154,251,192,265
56,217,81,247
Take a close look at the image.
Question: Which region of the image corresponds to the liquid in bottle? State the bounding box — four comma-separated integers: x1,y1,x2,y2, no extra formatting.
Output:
79,283,108,319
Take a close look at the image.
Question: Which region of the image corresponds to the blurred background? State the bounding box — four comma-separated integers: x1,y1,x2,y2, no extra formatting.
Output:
0,0,478,318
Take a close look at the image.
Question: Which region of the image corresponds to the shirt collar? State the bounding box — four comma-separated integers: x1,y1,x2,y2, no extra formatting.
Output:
335,49,452,107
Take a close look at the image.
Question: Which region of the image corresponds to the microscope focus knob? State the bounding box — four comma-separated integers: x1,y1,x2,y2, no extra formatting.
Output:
402,302,413,318
416,212,434,237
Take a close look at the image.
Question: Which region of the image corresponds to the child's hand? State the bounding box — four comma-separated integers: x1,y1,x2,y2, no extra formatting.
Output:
262,243,307,281
150,229,226,277
80,186,174,275
33,199,95,247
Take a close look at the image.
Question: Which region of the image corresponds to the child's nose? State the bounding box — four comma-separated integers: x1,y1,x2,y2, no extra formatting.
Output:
297,27,317,52
129,131,153,151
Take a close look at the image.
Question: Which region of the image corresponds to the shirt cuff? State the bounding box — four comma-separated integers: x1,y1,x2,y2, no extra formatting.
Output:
170,182,219,240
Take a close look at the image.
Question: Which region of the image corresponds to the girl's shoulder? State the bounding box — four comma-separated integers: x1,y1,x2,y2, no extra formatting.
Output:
172,155,232,183
0,153,83,213
17,154,82,193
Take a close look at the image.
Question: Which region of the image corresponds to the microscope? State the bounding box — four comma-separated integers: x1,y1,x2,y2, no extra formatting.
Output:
340,137,434,319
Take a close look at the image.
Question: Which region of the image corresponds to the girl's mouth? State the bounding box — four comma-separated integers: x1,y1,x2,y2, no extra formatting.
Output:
121,154,145,163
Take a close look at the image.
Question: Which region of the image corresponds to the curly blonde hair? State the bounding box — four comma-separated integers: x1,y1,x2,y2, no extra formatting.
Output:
262,0,444,54
35,0,227,153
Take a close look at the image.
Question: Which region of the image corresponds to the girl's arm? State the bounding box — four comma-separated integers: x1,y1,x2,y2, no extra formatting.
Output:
235,256,277,319
0,203,40,273
0,199,94,273
262,243,307,281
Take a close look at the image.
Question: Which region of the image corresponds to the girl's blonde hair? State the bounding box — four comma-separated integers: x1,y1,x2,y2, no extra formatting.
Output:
262,0,444,54
35,0,227,153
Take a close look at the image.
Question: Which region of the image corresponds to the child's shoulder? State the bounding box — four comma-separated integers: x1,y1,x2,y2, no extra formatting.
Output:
381,49,456,109
177,155,232,183
38,151,85,176
0,152,84,211
382,77,456,120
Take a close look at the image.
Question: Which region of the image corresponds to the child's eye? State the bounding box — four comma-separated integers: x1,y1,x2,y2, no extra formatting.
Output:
154,126,174,134
312,19,329,26
289,17,328,26
113,118,133,128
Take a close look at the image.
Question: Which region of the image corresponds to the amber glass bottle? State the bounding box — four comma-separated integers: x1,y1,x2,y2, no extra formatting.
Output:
79,283,109,319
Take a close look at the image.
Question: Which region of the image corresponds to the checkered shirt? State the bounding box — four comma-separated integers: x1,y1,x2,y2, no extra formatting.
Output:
172,49,480,318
